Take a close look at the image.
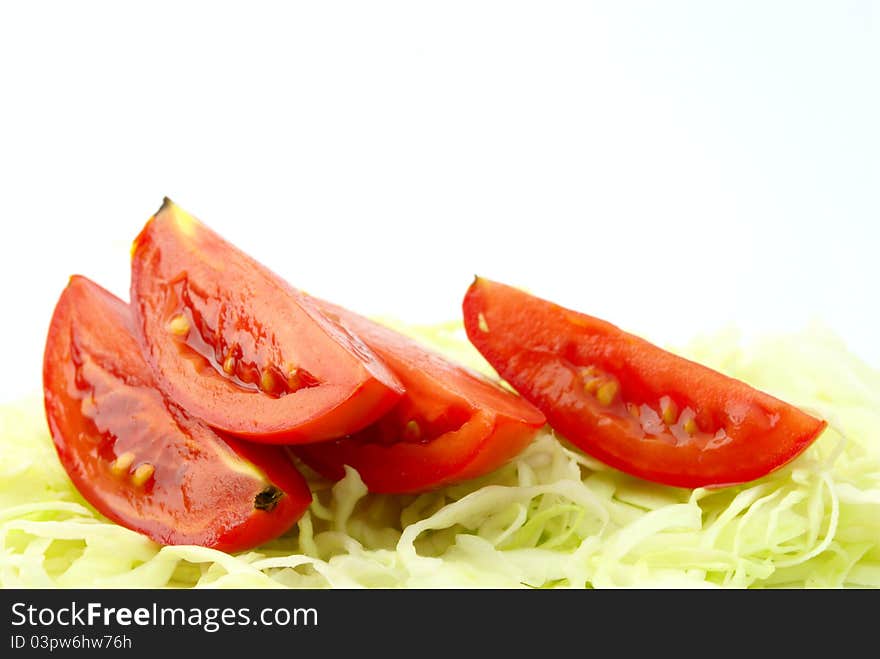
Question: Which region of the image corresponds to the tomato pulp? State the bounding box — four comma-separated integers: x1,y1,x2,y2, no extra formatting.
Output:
130,199,404,443
43,276,312,551
463,277,827,488
295,302,547,493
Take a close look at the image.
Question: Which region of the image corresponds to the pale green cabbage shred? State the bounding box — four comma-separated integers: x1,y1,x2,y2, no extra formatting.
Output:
2,322,879,588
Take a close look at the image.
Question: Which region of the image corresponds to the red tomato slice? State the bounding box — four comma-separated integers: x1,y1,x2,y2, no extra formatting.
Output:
130,199,404,443
294,302,547,493
462,277,827,489
43,275,312,552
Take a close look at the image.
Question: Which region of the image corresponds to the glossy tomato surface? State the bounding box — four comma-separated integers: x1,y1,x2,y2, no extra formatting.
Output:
295,301,546,493
463,277,827,488
43,275,312,551
130,199,404,443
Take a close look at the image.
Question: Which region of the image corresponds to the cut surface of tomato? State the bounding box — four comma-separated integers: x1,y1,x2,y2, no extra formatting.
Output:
295,301,546,494
130,199,404,443
462,277,827,489
43,275,312,552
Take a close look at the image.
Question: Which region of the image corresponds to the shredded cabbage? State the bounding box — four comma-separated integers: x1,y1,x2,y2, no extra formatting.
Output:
2,322,878,588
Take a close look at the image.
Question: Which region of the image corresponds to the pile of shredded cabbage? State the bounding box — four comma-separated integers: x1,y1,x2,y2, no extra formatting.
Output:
2,322,878,588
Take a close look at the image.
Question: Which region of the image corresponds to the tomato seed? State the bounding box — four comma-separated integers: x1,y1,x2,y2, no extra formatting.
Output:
80,396,96,418
166,314,190,336
131,463,155,486
580,366,597,378
660,396,678,425
596,380,619,406
477,313,489,333
677,407,698,435
402,420,422,442
111,452,136,476
583,377,601,394
260,368,276,394
286,366,302,391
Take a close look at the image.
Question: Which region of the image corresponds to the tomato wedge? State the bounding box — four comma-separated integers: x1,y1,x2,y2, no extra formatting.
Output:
294,301,547,493
463,277,827,489
130,199,404,443
43,275,312,551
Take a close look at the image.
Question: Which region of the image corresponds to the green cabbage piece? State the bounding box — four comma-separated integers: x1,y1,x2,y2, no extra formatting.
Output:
2,322,878,588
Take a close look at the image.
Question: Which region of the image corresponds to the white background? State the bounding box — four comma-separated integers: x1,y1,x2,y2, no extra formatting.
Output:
0,1,877,402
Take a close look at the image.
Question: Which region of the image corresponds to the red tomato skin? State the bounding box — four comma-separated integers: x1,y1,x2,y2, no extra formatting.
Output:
43,275,312,552
129,198,404,444
295,302,547,494
462,277,827,489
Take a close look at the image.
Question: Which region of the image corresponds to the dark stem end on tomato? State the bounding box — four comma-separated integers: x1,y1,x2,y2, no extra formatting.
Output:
254,486,284,512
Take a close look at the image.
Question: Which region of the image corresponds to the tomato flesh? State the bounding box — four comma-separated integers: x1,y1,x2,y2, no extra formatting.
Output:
130,199,404,443
43,276,312,551
295,302,547,493
462,277,827,488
